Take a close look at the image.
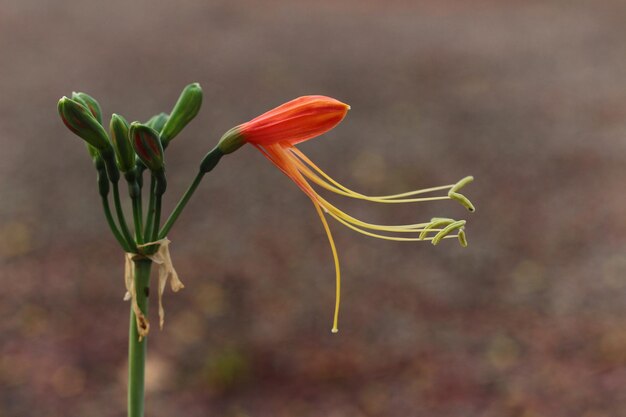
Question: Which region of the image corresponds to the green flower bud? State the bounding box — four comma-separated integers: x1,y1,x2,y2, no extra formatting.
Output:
109,114,135,173
129,122,164,172
72,92,103,124
160,83,203,145
145,112,169,134
216,126,246,154
58,96,111,152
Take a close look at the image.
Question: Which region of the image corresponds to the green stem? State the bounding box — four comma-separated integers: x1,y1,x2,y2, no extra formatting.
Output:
152,194,162,243
143,176,156,240
158,170,204,239
128,258,152,417
132,197,144,245
112,181,137,252
101,196,131,252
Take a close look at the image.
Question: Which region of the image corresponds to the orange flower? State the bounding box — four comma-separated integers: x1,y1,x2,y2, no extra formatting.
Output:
217,95,350,153
218,96,474,333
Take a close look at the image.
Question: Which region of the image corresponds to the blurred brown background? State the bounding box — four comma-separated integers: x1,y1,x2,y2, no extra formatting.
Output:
2,0,626,416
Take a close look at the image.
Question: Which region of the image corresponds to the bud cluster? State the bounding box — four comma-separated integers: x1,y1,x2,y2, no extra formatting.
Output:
58,83,202,177
57,83,204,253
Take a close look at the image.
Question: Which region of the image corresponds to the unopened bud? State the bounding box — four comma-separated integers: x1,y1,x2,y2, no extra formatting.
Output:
72,92,103,124
58,97,111,151
109,114,135,173
145,112,169,134
129,122,164,172
216,127,245,154
160,83,203,145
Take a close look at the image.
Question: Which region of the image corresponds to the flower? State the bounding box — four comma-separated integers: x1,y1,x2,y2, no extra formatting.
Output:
217,95,350,154
219,96,474,333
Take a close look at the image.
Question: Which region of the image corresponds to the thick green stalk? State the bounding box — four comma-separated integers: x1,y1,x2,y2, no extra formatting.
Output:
128,258,152,417
158,170,204,239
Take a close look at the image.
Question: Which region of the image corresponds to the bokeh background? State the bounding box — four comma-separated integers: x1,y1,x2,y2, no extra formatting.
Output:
2,0,626,416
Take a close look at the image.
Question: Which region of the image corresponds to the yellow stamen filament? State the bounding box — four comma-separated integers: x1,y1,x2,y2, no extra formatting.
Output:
329,212,459,242
254,143,472,333
313,201,341,333
289,147,458,202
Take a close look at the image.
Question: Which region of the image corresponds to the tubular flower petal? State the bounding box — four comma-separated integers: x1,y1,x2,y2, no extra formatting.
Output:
217,95,350,154
221,96,475,333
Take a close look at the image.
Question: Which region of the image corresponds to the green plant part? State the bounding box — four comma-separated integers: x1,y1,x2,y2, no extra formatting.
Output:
110,114,135,173
145,112,169,134
58,97,111,152
72,91,103,124
160,83,203,145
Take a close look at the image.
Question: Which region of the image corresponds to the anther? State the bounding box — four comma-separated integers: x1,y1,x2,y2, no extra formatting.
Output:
419,218,455,240
432,220,466,245
458,229,468,247
448,176,475,212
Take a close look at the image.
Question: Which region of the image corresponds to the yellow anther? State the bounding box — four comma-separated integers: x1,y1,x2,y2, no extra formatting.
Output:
432,220,466,245
450,176,474,193
458,229,468,247
419,218,455,240
448,176,475,212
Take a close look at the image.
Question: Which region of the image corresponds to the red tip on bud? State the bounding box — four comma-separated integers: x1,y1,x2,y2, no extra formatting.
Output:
58,96,111,151
129,122,164,172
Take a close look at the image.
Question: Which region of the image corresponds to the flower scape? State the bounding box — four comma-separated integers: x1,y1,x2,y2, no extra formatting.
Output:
57,83,475,416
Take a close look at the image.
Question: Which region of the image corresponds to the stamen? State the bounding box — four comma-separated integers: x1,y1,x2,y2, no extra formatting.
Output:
289,147,458,200
328,211,450,241
317,194,433,233
312,201,341,334
289,152,452,204
448,176,475,212
458,229,468,247
432,220,466,245
254,143,471,333
419,218,455,240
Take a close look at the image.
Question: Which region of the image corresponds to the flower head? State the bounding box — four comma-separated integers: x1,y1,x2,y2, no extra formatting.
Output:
217,95,350,154
217,96,475,333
